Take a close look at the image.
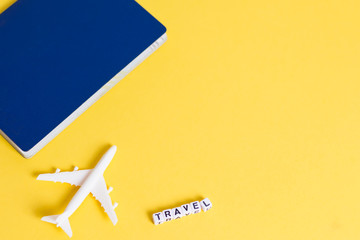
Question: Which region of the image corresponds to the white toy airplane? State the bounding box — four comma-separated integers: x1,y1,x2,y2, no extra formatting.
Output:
37,146,118,237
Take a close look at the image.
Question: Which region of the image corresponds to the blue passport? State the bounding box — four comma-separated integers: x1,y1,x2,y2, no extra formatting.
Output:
0,0,167,158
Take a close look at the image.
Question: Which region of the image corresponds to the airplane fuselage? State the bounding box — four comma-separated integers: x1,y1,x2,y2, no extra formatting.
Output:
38,145,118,237
61,146,116,219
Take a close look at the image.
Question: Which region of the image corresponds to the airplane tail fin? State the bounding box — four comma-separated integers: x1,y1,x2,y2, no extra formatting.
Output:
42,214,73,237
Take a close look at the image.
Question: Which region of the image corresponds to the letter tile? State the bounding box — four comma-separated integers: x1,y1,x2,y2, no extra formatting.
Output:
190,201,201,214
181,204,192,216
172,207,184,220
200,198,213,212
162,209,173,222
153,212,165,225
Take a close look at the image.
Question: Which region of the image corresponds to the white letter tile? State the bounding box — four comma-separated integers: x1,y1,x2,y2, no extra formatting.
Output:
200,198,213,212
162,209,173,222
172,207,184,220
153,212,165,225
190,201,201,214
181,204,192,216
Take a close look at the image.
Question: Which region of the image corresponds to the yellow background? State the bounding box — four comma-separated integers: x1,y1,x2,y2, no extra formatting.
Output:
1,0,360,239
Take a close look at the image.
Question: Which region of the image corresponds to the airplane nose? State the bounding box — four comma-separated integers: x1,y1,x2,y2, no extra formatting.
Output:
109,145,117,153
106,146,117,160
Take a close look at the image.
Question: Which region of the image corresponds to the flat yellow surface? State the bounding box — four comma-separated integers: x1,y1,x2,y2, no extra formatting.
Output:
1,0,360,239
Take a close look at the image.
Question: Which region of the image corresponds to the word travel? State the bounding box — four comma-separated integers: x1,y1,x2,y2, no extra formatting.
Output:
152,198,212,225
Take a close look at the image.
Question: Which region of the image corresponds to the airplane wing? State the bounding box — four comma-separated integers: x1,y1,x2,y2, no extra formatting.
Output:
91,177,118,225
37,170,92,186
